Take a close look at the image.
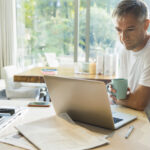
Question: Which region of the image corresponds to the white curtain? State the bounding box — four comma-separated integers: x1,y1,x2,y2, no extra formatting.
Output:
0,0,17,78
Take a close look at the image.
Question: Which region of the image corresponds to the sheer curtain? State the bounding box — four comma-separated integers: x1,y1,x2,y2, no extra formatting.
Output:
0,0,17,78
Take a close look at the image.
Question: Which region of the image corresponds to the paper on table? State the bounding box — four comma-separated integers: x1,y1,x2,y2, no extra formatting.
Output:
59,113,110,138
76,122,114,139
16,113,109,150
0,106,27,132
0,113,74,150
58,112,76,124
0,132,37,150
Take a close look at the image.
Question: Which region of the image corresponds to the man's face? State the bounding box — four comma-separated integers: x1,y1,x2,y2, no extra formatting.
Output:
115,14,147,51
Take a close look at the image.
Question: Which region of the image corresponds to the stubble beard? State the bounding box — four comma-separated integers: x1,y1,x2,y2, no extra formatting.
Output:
123,36,146,51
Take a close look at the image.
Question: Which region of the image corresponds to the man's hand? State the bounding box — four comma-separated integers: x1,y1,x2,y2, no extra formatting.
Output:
107,84,116,104
108,84,150,110
108,84,130,104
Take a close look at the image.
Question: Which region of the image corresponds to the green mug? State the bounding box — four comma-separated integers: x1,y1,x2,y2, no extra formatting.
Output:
107,78,128,100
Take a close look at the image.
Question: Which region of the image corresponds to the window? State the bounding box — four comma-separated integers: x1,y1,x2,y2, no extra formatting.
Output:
89,0,120,60
16,0,75,68
16,0,150,69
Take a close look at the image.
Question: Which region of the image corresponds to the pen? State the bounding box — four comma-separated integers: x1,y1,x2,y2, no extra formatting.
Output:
125,125,134,139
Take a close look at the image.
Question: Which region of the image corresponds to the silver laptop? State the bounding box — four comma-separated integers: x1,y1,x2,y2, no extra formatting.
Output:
44,76,137,129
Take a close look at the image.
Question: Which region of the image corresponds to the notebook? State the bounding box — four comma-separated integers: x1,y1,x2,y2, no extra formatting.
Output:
44,76,137,129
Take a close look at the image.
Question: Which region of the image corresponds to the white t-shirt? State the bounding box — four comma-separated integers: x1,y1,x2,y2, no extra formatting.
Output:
116,38,150,92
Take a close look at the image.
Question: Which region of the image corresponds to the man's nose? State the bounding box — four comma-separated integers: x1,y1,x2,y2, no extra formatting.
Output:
121,31,128,41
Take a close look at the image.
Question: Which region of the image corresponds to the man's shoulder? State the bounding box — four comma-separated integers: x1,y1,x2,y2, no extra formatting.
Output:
143,49,150,64
141,45,150,66
142,41,150,58
143,37,150,53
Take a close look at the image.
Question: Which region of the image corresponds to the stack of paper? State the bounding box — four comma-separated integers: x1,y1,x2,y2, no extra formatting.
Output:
15,113,109,150
0,106,27,131
0,132,36,150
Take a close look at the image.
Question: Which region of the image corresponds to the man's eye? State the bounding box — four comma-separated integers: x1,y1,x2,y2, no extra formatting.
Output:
127,28,135,31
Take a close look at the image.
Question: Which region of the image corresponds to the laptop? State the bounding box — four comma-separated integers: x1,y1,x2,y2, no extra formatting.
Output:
44,76,137,129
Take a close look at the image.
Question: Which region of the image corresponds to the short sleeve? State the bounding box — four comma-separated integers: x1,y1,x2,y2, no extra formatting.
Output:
139,56,150,87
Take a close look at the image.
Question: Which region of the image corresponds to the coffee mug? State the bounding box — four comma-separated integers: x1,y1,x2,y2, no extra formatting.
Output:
107,78,128,100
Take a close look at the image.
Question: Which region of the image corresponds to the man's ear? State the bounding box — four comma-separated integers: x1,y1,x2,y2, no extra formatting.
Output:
144,19,150,31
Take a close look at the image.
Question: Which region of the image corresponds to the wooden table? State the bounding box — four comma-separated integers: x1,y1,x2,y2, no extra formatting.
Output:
14,67,115,83
0,100,150,150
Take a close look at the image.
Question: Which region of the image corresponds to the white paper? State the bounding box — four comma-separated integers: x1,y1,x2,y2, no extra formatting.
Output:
0,106,27,131
16,114,109,150
0,132,37,150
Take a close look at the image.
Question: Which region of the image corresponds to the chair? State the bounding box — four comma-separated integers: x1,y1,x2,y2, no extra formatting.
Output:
1,65,40,99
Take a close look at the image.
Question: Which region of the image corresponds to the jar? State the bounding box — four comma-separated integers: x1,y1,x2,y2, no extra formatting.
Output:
89,61,96,75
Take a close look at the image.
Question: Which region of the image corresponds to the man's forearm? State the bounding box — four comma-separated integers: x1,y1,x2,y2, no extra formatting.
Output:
111,85,150,111
117,93,146,111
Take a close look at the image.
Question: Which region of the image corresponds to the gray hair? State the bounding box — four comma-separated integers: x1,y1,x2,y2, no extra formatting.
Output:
112,0,149,22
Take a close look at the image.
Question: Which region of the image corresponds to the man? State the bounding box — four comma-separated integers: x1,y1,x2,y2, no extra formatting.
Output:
110,0,150,110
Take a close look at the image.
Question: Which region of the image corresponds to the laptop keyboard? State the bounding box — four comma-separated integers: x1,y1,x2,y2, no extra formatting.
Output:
113,117,123,124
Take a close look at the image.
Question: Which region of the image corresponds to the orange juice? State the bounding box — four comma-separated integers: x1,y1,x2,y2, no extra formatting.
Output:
89,62,96,75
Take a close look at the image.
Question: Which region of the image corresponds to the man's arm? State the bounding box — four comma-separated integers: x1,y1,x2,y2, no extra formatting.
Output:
111,85,150,111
